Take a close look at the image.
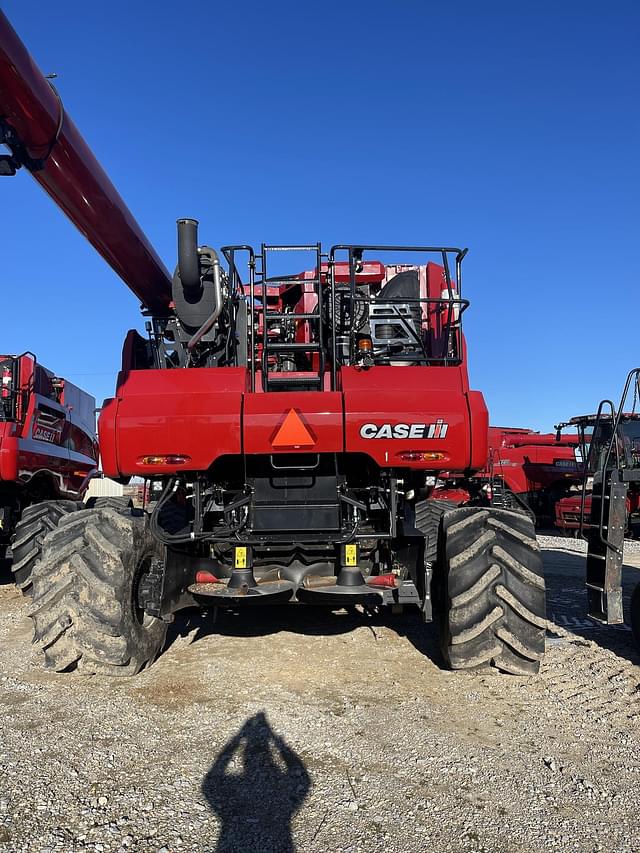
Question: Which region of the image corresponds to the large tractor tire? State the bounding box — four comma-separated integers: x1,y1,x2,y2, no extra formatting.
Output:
415,499,457,567
437,506,546,675
28,507,167,676
11,500,82,594
85,495,134,512
630,582,640,650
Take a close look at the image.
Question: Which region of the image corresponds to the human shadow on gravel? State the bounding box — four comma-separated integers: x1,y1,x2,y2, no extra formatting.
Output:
544,549,640,668
164,605,446,669
202,711,310,853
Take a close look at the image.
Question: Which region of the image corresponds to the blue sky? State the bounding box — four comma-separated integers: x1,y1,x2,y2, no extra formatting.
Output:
2,0,638,431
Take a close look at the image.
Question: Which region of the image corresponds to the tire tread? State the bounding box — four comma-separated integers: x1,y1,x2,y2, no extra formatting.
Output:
439,507,546,675
28,507,166,676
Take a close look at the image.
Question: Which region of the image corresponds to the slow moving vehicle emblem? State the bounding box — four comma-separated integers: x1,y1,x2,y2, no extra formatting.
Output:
271,409,316,448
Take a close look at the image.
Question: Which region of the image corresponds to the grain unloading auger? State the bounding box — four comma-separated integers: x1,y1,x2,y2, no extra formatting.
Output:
0,10,172,313
1,10,547,677
0,13,102,592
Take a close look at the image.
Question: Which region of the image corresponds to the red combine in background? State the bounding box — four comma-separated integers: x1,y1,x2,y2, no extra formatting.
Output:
0,353,97,590
431,427,583,527
1,10,546,678
484,426,583,525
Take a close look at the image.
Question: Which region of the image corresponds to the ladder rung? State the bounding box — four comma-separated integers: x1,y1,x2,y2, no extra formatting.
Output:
263,280,321,288
263,245,319,252
265,313,319,321
585,582,605,592
265,373,322,388
267,343,321,352
266,373,321,383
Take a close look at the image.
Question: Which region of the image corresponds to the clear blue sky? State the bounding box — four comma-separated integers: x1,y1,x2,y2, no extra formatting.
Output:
2,0,638,431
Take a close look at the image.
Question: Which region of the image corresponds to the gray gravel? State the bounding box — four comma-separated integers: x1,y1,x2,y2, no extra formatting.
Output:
537,532,640,554
1,538,640,853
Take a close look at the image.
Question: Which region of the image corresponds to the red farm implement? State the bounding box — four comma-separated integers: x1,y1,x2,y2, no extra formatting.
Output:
0,352,97,591
484,426,583,526
1,10,546,676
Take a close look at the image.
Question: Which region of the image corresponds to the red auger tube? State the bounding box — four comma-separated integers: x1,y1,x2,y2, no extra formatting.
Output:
0,10,172,314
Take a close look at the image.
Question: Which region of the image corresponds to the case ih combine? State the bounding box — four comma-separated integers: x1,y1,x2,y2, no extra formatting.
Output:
481,426,583,524
0,352,97,590
1,10,546,677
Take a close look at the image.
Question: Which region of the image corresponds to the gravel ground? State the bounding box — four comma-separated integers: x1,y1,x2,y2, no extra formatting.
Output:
1,537,640,853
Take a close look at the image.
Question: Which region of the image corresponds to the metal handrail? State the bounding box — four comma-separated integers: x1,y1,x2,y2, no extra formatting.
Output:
221,244,470,391
578,398,616,546
580,368,640,553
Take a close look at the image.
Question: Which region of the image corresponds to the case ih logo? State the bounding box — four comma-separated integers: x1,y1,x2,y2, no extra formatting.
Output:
33,411,63,444
360,419,449,440
33,425,62,443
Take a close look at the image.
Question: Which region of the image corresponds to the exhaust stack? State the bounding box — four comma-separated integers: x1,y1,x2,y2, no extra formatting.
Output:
172,218,223,334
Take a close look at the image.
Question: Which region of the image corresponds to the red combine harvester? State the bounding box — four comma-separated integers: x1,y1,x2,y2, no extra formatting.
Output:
484,426,583,525
0,352,97,590
1,11,546,677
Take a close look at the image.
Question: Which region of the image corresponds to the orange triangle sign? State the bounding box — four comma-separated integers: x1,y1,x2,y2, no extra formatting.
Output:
272,409,316,448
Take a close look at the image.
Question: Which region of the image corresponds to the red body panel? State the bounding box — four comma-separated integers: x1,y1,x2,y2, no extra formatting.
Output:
555,494,591,531
101,363,487,478
0,10,172,314
0,426,18,481
468,392,490,470
243,392,343,454
342,367,477,471
100,369,247,476
0,354,97,498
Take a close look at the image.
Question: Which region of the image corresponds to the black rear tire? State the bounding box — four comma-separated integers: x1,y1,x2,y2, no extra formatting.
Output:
437,507,546,675
28,507,167,676
630,582,640,650
85,495,134,512
11,500,82,594
414,499,457,567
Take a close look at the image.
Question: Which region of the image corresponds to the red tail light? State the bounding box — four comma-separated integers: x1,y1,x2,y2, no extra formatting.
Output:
137,454,191,466
397,451,446,462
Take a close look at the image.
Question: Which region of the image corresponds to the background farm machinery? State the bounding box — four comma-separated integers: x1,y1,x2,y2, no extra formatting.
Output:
554,413,640,539
0,352,97,590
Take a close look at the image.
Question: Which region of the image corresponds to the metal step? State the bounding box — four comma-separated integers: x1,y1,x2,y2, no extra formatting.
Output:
267,342,321,352
265,312,320,321
265,373,322,390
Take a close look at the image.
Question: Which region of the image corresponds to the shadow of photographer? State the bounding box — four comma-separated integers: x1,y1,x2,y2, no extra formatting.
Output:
203,711,310,853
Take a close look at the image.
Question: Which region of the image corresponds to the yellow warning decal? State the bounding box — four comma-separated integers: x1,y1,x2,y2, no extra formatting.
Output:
345,543,358,567
235,546,247,569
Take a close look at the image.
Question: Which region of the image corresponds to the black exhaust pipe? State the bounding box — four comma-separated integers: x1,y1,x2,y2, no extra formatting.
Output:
177,218,201,294
173,218,222,333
